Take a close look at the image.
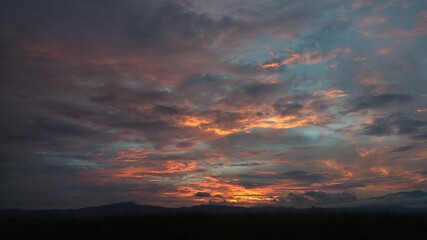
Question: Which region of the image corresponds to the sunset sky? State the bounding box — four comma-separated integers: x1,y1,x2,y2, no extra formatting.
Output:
1,0,427,209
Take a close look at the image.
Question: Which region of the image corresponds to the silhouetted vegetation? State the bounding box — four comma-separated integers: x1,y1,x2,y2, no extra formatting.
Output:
2,213,426,240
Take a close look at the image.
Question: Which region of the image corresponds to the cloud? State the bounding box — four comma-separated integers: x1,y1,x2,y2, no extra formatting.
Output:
221,82,282,107
273,101,304,116
229,162,265,167
392,144,417,152
2,0,239,54
362,112,427,138
260,51,337,69
346,93,413,113
279,171,327,183
363,118,394,136
1,0,427,209
208,194,227,204
194,192,212,197
284,191,357,207
352,191,427,208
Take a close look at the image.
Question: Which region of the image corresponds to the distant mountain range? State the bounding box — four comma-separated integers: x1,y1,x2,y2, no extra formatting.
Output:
347,190,427,208
373,190,427,199
1,191,426,218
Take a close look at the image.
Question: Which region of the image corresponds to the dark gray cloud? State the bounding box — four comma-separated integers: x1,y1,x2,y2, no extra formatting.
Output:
195,192,211,197
280,171,327,183
363,118,394,136
362,112,427,138
285,191,357,207
392,144,417,152
179,74,235,107
238,170,337,187
346,93,413,113
321,182,367,190
1,0,240,56
351,191,427,208
209,194,227,204
229,162,265,167
221,82,283,107
195,191,227,204
273,102,304,116
28,117,97,137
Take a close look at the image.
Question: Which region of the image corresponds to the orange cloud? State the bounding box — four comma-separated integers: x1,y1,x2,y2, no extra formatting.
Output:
110,147,197,163
370,167,389,176
162,176,282,205
178,116,239,135
161,174,338,206
114,161,199,179
322,159,354,178
176,113,322,136
260,51,337,69
313,88,348,99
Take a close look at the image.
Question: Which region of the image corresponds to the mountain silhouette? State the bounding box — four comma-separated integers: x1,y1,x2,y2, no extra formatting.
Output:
1,191,427,219
373,190,427,199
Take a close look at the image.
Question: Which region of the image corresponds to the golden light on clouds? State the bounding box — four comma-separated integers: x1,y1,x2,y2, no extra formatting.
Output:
114,161,198,178
177,114,321,136
163,176,282,205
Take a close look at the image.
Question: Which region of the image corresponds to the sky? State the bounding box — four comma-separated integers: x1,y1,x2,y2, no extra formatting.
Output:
1,0,427,209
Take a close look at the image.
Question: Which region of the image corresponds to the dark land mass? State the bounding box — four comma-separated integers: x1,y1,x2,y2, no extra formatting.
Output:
1,202,427,219
2,191,427,239
1,211,426,240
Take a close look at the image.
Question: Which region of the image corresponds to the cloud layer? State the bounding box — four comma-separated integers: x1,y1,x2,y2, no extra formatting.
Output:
1,0,427,209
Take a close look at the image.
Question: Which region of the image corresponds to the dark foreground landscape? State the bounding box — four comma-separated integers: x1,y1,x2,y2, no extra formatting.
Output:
2,203,427,240
2,213,427,240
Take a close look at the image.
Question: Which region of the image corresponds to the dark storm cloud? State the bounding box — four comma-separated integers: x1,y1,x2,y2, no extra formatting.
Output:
0,0,326,164
1,60,204,153
363,118,394,136
209,194,227,204
152,105,183,116
195,192,211,198
0,110,110,161
47,102,100,119
107,120,204,148
194,191,227,203
202,110,244,129
321,182,367,190
89,81,175,106
392,144,417,152
273,102,304,116
127,1,238,51
28,117,97,137
178,74,235,107
229,162,265,167
232,0,336,38
362,112,427,138
221,82,283,107
1,0,240,55
346,93,413,112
